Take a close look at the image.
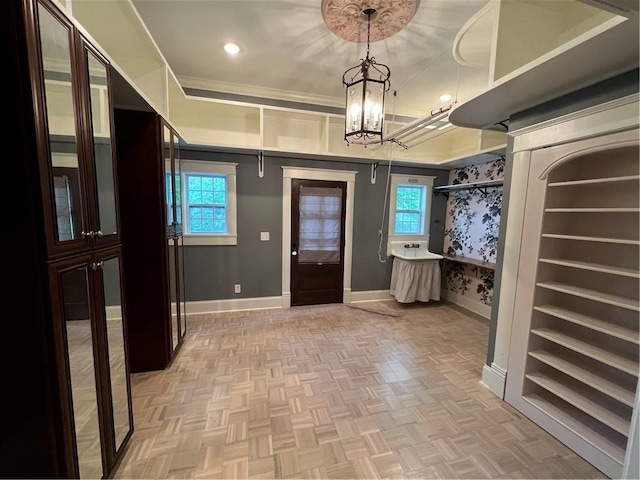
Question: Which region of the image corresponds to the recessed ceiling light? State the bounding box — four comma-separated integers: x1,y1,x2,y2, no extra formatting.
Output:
223,43,240,55
440,94,452,102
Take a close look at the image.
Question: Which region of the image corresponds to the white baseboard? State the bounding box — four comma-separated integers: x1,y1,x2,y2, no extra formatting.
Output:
281,292,291,309
111,290,395,319
440,289,491,319
185,296,284,315
105,305,122,321
480,363,507,398
343,287,352,304
349,290,394,303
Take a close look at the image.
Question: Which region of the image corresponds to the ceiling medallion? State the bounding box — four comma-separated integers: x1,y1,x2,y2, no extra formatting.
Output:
321,0,420,43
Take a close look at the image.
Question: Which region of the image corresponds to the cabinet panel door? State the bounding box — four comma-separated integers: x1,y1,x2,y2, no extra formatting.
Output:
82,42,120,248
35,1,90,255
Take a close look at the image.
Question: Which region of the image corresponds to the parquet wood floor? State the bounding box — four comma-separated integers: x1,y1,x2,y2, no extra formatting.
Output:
113,301,606,479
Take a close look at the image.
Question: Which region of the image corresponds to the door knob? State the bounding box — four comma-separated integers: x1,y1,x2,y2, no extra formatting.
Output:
292,251,298,256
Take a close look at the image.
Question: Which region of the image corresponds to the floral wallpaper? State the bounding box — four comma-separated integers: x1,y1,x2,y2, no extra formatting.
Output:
442,158,504,306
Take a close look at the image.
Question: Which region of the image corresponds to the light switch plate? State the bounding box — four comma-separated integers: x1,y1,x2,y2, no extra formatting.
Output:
260,232,270,241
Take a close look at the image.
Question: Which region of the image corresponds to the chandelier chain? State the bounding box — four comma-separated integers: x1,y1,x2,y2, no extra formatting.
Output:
366,11,371,60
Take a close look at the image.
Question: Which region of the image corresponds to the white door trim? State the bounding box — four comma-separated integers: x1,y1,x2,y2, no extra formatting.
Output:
281,166,357,308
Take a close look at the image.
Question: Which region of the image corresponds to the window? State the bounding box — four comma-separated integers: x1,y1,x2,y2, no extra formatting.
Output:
394,185,425,234
185,174,226,233
388,173,435,240
175,160,237,245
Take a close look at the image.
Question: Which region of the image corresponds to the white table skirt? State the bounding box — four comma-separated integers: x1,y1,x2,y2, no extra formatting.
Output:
390,258,441,303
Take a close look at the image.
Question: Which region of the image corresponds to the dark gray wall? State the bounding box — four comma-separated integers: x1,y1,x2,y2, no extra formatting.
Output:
179,148,449,301
485,68,639,366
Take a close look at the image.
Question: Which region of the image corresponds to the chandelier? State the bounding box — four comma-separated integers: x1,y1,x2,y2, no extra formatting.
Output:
321,0,420,146
342,8,391,146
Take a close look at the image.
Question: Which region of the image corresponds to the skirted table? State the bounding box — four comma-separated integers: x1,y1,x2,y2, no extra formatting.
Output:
390,257,441,303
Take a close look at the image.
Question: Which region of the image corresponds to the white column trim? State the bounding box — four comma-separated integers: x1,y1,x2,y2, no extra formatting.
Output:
281,166,357,307
480,363,507,398
490,150,531,396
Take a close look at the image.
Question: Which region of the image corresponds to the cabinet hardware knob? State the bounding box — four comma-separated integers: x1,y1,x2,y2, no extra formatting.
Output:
96,230,104,238
91,261,104,270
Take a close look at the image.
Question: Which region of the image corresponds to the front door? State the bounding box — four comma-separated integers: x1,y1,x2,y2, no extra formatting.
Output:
291,179,346,306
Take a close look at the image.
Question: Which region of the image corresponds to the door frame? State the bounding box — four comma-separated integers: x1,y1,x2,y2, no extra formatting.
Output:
282,166,357,308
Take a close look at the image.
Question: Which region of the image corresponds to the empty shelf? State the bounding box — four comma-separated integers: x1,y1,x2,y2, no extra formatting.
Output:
534,305,640,344
441,254,496,270
433,179,503,193
524,392,627,464
529,350,637,407
541,234,640,246
526,372,630,436
531,328,639,376
536,282,640,312
538,258,640,279
547,175,640,187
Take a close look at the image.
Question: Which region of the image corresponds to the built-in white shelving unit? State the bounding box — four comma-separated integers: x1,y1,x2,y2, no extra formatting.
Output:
506,136,639,478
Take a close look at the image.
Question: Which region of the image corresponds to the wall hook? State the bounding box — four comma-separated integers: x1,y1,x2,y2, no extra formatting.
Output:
258,151,264,178
371,162,378,184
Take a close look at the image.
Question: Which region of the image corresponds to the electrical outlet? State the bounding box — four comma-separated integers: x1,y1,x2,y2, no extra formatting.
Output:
260,231,270,241
234,284,241,294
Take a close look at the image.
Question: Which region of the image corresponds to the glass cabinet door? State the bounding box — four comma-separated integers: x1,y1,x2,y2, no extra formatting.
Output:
173,132,182,232
163,124,175,232
167,236,179,352
173,133,187,341
55,261,104,479
96,252,132,460
83,43,119,247
177,234,187,340
37,2,89,253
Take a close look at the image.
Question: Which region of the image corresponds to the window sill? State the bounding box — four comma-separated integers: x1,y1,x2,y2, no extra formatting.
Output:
182,234,237,246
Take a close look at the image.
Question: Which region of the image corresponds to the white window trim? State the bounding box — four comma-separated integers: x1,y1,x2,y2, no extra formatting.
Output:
178,160,238,246
387,174,436,254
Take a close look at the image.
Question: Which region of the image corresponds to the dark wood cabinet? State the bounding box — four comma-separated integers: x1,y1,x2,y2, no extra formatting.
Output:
115,110,187,373
4,0,133,477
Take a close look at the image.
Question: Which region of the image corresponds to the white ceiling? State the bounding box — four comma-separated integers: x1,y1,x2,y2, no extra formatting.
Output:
130,0,492,118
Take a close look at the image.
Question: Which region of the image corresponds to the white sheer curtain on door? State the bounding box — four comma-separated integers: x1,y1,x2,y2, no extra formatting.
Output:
299,186,342,263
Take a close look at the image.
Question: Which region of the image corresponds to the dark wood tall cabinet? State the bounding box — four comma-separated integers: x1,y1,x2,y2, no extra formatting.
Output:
4,0,133,477
114,110,188,373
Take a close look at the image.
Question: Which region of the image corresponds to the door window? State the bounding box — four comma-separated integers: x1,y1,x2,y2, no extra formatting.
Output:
298,186,343,264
